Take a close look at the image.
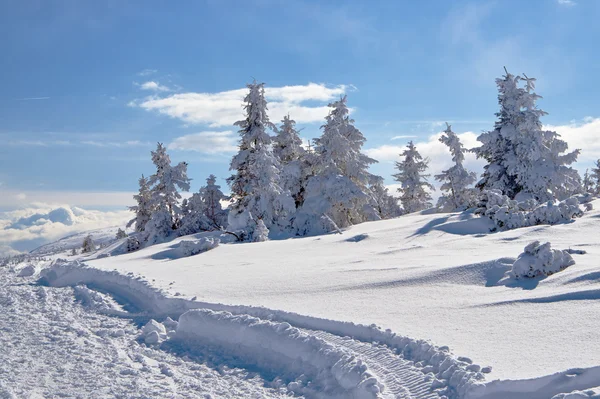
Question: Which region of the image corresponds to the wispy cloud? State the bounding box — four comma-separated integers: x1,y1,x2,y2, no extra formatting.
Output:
168,131,238,154
138,80,171,92
391,135,418,140
137,68,158,76
557,0,576,6
17,97,50,101
81,140,150,148
135,82,351,127
7,139,148,148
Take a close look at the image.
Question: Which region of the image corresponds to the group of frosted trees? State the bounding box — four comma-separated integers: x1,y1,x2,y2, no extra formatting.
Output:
127,69,593,246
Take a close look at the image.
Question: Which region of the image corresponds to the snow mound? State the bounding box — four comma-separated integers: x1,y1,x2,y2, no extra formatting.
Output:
176,308,384,399
17,264,36,277
174,237,219,257
512,241,576,279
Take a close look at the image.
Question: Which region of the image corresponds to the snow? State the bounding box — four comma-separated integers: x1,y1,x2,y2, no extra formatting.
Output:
79,200,600,388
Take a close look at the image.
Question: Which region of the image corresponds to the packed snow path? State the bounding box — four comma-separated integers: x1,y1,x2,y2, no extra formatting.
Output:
0,264,292,399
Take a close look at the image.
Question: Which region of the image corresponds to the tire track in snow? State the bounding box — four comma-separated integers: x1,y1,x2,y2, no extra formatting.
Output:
306,330,440,399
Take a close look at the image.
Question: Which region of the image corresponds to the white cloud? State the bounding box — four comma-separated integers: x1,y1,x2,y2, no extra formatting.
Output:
0,204,130,254
391,135,418,140
137,69,158,76
557,0,576,6
168,131,238,154
80,140,150,148
0,191,135,209
546,117,600,166
139,81,171,92
136,83,350,127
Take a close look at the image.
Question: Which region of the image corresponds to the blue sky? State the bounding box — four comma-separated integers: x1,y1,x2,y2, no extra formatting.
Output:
1,0,599,210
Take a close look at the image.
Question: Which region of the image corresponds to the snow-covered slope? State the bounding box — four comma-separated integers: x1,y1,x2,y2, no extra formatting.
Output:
30,226,121,256
77,201,600,386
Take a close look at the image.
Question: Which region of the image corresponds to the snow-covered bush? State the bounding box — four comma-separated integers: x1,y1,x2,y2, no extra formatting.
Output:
81,235,95,253
115,228,127,239
126,236,141,252
252,219,269,242
512,241,575,279
477,189,584,230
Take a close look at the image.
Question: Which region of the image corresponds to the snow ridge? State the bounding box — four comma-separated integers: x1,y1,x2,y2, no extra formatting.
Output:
177,309,384,398
40,259,485,398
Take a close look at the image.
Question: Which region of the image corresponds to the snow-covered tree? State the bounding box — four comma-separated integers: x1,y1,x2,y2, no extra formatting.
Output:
115,228,127,239
472,70,580,201
253,219,269,242
299,96,380,231
199,174,228,228
227,81,294,235
369,176,402,219
582,169,593,194
393,141,434,213
148,143,191,231
127,175,153,232
81,235,95,253
273,115,308,208
590,160,600,195
435,123,477,211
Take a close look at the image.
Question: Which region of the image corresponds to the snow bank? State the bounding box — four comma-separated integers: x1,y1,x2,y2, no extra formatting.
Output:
173,237,219,257
39,259,483,398
17,264,36,277
512,241,575,279
177,309,384,398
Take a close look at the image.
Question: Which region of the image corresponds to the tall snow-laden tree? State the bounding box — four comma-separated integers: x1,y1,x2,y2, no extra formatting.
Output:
199,174,228,228
394,141,434,213
82,235,95,253
582,169,592,194
127,175,153,233
473,70,580,201
273,115,307,208
298,96,380,232
227,81,294,237
148,143,191,231
590,160,600,195
435,123,477,211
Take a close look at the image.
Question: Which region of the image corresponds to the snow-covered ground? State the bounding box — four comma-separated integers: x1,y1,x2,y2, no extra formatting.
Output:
3,202,600,398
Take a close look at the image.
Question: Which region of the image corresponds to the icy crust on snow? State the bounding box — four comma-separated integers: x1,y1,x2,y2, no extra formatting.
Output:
177,309,384,399
40,259,484,398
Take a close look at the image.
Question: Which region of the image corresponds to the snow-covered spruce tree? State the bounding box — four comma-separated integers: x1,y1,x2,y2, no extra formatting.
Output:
393,141,434,213
127,175,153,232
590,159,600,195
227,81,294,238
199,174,228,228
369,176,402,219
147,143,191,235
179,193,211,236
253,219,269,242
273,115,307,208
435,123,477,211
297,96,380,233
582,169,593,194
472,70,580,201
81,235,95,253
115,228,127,239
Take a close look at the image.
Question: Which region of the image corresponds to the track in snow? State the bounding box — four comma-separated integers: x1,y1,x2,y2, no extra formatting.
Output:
307,329,440,399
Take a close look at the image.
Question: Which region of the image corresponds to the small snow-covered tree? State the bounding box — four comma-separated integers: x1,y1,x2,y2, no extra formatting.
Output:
582,169,593,194
473,70,580,201
148,143,191,232
394,141,434,213
253,219,269,242
227,81,294,236
299,96,380,231
127,175,153,232
81,235,95,253
115,228,127,240
369,176,402,219
199,174,228,228
590,159,600,195
144,203,174,245
274,115,307,208
435,123,477,211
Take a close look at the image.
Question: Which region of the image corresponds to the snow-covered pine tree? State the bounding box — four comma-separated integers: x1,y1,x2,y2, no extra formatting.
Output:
127,175,153,232
115,228,127,239
148,143,191,232
472,70,580,201
227,81,294,236
199,174,228,228
590,160,600,195
253,219,269,242
273,115,307,208
393,141,434,213
435,123,477,211
298,96,380,232
81,235,95,253
582,169,593,194
369,176,402,219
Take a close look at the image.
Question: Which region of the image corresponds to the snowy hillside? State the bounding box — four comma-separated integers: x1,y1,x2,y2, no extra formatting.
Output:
30,226,121,256
3,201,597,398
